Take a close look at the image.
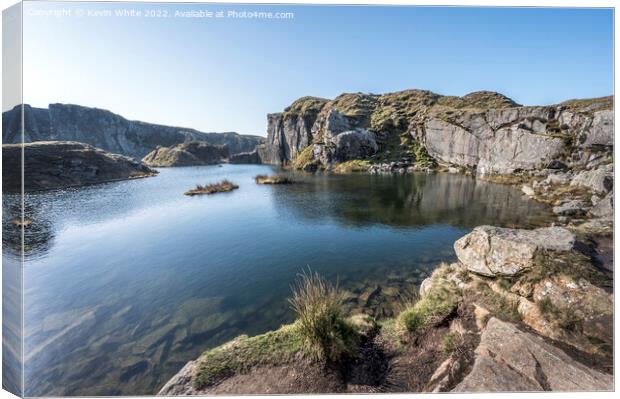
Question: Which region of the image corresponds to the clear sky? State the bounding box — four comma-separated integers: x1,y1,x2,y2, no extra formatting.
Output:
22,2,613,136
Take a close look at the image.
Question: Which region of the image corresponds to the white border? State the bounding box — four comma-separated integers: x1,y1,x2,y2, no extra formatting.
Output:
0,1,616,399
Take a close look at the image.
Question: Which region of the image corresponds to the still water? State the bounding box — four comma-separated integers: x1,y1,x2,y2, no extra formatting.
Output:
2,165,554,396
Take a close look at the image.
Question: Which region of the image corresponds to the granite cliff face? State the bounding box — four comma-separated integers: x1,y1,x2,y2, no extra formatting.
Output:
263,90,613,175
2,104,264,159
142,142,230,167
2,141,156,192
260,97,328,164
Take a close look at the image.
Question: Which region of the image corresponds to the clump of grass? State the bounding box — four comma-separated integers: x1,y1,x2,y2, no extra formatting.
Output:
398,278,460,335
255,174,295,185
442,332,464,355
488,292,521,321
289,270,359,362
497,278,513,292
333,159,371,173
193,324,304,389
185,179,238,196
410,140,435,168
536,296,582,331
526,250,611,289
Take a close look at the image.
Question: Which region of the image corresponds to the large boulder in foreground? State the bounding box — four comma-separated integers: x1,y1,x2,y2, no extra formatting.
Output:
142,141,229,167
453,318,613,392
454,226,575,276
2,141,156,192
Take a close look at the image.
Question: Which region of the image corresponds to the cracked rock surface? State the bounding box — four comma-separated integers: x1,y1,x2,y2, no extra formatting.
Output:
453,317,613,392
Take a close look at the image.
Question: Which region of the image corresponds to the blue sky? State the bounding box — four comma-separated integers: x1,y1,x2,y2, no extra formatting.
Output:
23,2,613,136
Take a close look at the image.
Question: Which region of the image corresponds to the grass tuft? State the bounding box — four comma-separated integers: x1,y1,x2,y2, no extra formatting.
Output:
398,277,459,335
289,270,359,362
441,332,464,355
536,296,582,331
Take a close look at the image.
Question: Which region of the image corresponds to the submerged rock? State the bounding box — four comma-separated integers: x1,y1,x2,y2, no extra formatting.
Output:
2,141,156,192
454,226,575,276
142,141,229,167
453,317,613,392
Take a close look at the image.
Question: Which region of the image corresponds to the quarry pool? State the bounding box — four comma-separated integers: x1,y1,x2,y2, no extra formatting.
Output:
2,164,555,395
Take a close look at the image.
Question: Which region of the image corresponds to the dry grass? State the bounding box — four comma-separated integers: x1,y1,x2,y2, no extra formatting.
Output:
291,145,317,170
398,277,460,335
255,174,295,185
185,179,239,196
333,160,371,173
289,270,359,362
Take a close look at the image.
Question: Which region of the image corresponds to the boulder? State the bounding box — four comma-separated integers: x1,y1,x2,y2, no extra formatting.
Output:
521,184,535,197
570,164,613,194
2,141,156,192
454,226,575,276
590,191,613,218
543,172,572,186
552,200,589,216
330,129,378,162
142,141,229,167
453,318,613,392
323,109,353,141
583,110,613,147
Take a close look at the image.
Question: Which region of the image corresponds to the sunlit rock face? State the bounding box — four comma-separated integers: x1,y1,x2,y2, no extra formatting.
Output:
263,90,613,175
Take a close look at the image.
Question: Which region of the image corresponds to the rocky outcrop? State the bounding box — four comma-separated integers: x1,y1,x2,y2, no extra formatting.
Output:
263,90,612,175
453,226,575,276
261,97,328,164
453,317,613,392
532,275,613,347
2,104,264,159
570,163,613,194
2,141,156,192
142,142,229,167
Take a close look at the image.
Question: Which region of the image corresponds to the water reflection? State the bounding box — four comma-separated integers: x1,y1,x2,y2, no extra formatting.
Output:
274,172,553,229
3,195,55,259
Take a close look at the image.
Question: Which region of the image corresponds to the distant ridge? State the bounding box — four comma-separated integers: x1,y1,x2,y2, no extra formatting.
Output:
2,103,264,159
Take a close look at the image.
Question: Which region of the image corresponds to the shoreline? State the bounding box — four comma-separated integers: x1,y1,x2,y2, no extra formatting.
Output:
159,163,614,395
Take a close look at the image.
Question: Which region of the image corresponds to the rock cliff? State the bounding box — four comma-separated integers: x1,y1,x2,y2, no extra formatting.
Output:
2,104,264,159
142,142,229,167
263,90,612,175
2,141,156,192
